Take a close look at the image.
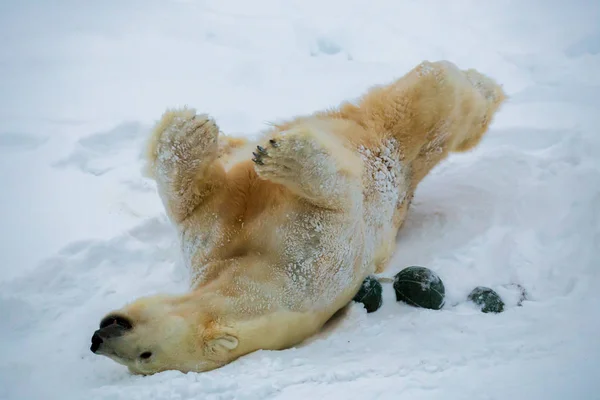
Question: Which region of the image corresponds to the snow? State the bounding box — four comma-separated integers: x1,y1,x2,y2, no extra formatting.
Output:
1,0,599,399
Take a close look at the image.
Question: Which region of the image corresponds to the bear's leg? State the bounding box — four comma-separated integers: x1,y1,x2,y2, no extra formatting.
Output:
251,124,362,210
144,107,226,223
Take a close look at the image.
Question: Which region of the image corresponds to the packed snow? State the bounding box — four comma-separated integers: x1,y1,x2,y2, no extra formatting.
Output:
1,0,599,399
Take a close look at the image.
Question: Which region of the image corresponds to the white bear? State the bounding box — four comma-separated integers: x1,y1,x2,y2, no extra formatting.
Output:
90,60,506,375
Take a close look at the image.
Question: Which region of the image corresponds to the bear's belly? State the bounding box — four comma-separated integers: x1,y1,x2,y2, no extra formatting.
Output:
261,207,364,311
178,210,231,271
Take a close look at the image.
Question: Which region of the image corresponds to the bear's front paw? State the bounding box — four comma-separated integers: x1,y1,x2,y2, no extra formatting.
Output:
155,108,219,165
251,135,305,181
251,130,332,184
250,127,360,209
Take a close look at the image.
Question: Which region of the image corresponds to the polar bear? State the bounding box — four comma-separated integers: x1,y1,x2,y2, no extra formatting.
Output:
90,60,505,375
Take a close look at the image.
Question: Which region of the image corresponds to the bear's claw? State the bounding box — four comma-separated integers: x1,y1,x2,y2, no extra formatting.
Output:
252,151,264,165
257,145,268,155
252,140,279,165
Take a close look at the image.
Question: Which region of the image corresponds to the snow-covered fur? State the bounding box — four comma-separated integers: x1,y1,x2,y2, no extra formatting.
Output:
91,60,505,375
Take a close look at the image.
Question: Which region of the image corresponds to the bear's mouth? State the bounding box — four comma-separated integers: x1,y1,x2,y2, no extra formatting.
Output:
91,314,133,355
94,346,132,366
90,331,131,364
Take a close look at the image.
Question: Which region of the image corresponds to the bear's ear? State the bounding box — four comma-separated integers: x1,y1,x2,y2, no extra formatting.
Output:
202,322,239,357
205,333,239,356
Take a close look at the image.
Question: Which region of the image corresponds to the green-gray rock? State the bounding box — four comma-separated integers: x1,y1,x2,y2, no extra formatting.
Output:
393,266,445,310
467,286,505,313
353,275,383,313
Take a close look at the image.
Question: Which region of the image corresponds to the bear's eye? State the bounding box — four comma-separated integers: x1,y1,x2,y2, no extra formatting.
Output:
139,351,152,360
100,315,133,330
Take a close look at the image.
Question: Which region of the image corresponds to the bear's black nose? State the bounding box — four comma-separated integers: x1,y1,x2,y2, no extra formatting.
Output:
90,332,103,353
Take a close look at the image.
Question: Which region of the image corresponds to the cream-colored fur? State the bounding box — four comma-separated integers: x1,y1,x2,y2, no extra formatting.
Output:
91,60,505,375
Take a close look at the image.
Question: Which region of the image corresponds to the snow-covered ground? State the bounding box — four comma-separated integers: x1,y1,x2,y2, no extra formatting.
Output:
1,1,599,399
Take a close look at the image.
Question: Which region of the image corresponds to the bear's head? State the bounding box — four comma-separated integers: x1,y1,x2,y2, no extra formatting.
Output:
90,294,239,374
